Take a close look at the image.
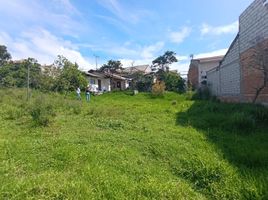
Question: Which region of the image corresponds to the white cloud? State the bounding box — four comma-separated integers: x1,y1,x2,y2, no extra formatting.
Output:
97,0,151,24
201,21,238,36
52,0,80,15
120,58,152,67
176,55,189,61
169,27,191,44
195,48,228,59
0,29,94,70
0,0,85,37
171,61,190,78
141,42,165,59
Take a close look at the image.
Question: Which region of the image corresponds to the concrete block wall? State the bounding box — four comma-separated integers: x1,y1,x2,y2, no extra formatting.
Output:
207,0,268,103
220,61,241,95
221,36,240,66
207,68,220,96
239,0,268,52
207,36,241,97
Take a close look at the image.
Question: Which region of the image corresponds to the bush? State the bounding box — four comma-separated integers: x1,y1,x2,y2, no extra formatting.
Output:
152,80,165,96
158,71,186,93
29,96,56,126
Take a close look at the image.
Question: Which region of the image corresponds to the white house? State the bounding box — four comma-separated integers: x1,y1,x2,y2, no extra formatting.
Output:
86,71,111,92
85,71,131,92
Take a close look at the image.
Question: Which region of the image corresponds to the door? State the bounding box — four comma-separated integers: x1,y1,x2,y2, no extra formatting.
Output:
98,79,102,91
117,81,121,90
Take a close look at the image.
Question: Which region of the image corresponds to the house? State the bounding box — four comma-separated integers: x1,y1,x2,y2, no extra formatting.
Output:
85,70,131,92
86,71,111,92
207,0,268,103
122,65,151,75
188,56,224,89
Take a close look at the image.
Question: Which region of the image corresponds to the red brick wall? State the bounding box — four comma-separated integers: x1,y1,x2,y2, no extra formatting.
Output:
240,39,268,103
188,63,199,89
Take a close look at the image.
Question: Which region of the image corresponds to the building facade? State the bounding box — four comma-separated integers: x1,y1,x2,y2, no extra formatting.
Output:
207,0,268,103
188,56,223,89
86,71,130,93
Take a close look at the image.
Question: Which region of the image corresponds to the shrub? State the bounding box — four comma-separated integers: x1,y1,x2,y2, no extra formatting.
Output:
152,80,165,96
29,96,56,126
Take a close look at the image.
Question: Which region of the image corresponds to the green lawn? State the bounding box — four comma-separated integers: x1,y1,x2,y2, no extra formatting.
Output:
0,89,267,199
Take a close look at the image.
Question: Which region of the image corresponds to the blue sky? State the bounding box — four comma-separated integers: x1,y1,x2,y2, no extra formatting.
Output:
0,0,253,73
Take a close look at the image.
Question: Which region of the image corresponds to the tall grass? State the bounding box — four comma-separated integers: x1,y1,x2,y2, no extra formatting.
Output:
0,89,267,199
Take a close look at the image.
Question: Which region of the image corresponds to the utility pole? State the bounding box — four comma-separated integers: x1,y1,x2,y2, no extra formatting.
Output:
27,62,30,101
94,54,99,70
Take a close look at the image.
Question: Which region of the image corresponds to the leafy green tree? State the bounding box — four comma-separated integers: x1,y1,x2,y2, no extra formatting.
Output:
152,51,178,72
131,72,154,92
159,71,185,93
0,45,11,66
0,58,42,88
151,51,185,93
53,55,88,93
99,60,123,73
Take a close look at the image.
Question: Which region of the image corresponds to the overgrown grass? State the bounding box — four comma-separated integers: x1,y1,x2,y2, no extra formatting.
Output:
0,89,267,199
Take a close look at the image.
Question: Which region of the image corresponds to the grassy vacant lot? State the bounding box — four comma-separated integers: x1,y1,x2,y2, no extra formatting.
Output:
0,89,268,199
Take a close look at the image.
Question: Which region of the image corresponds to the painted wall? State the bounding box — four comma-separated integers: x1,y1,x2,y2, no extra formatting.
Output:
88,77,111,92
198,60,222,85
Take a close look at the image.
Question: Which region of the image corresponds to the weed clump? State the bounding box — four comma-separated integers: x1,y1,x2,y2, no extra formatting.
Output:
229,112,256,132
171,100,177,106
152,80,165,97
29,96,56,126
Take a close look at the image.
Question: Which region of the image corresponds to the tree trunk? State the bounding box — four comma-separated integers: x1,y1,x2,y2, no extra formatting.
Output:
253,77,267,104
253,85,265,103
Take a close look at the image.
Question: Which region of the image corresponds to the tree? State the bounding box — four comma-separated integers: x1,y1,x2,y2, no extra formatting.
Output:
99,60,123,73
248,40,268,103
40,64,61,91
0,45,11,66
152,51,178,72
159,71,186,93
53,56,87,94
0,58,42,88
131,72,154,92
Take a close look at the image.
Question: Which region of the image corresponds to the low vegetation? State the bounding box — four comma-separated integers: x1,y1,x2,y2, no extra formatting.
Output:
0,89,267,199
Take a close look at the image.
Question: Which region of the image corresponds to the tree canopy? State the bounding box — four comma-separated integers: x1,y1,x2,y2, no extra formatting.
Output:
0,45,11,66
152,51,178,72
53,55,88,92
0,50,88,94
99,60,123,73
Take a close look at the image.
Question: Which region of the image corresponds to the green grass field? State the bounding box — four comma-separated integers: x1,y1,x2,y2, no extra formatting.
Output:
0,89,267,199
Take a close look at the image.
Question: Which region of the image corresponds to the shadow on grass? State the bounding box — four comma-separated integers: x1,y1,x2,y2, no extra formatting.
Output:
176,100,268,170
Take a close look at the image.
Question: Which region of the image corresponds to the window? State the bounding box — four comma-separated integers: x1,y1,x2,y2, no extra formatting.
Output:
128,81,132,88
90,79,96,84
